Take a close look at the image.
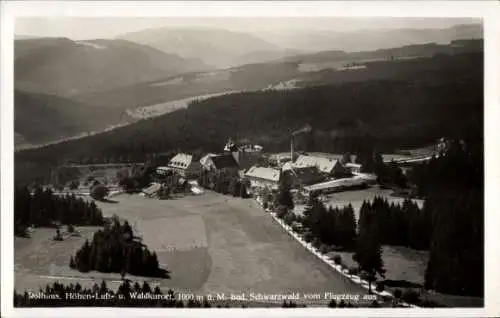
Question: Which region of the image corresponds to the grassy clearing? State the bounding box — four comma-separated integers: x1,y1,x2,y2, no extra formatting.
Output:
328,246,428,286
16,191,372,306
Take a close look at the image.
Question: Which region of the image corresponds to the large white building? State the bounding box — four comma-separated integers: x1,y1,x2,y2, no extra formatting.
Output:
167,153,202,179
244,166,282,191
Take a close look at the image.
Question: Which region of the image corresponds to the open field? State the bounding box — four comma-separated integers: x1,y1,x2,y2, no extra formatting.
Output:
125,91,239,120
294,186,481,307
327,246,428,286
16,192,374,306
14,186,482,307
328,246,482,307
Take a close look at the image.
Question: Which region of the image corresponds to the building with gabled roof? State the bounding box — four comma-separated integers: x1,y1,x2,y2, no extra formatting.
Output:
244,166,281,190
294,154,347,177
224,138,263,170
200,153,239,176
345,162,362,173
141,183,162,198
211,154,239,171
282,164,325,187
168,153,202,179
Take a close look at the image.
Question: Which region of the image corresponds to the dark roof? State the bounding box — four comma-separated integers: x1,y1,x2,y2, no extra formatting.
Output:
211,154,239,170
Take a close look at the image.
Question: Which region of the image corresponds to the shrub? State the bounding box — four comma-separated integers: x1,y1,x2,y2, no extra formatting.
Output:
53,229,63,241
402,290,421,304
393,289,403,299
67,224,75,233
328,299,337,308
360,271,371,282
348,266,359,276
312,238,322,249
291,222,303,233
333,255,342,265
375,282,385,292
303,231,314,243
283,211,296,225
90,184,109,201
419,299,442,307
276,205,288,219
281,300,298,308
283,213,295,226
370,300,381,308
69,180,80,190
319,244,331,254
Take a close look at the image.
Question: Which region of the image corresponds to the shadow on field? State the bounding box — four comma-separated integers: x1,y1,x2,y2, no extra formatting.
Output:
99,198,119,204
382,279,423,288
156,268,171,279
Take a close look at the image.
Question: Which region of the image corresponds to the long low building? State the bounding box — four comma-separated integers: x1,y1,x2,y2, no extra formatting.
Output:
302,176,372,195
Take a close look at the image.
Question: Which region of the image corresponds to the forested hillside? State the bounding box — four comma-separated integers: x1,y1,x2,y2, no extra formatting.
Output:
72,40,482,111
258,24,482,53
285,39,482,65
15,52,482,183
15,90,128,146
15,37,206,97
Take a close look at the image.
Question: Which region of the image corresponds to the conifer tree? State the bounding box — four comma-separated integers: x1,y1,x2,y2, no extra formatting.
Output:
354,203,385,293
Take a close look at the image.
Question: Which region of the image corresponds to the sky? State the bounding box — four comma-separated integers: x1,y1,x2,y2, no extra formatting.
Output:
15,17,481,40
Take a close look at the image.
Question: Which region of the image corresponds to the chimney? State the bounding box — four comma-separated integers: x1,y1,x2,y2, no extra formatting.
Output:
290,135,294,163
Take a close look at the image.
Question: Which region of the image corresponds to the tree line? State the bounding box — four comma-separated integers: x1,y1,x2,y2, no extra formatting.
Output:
117,164,153,193
14,281,208,308
358,197,431,250
14,280,376,308
270,138,483,298
15,52,482,170
408,139,483,297
70,216,168,278
300,198,357,250
15,186,104,237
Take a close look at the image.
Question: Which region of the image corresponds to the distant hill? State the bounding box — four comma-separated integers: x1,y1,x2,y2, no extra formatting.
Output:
232,49,302,66
284,38,483,64
258,24,483,53
14,90,131,147
15,52,482,171
14,38,483,150
73,39,483,111
14,34,41,40
14,37,209,97
118,27,290,68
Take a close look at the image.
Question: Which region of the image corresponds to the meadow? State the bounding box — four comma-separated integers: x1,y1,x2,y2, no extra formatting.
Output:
15,192,371,306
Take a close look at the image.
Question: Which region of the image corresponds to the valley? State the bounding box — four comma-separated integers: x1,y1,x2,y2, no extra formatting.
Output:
15,38,483,149
10,19,485,310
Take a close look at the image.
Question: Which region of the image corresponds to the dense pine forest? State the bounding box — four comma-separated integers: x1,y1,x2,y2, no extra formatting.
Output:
15,52,482,182
268,138,483,299
14,187,104,236
70,216,169,278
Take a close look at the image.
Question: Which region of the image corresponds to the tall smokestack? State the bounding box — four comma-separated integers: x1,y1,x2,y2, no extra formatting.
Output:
290,135,294,163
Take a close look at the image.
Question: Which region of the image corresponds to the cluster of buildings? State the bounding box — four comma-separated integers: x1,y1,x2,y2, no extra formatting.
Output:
155,138,374,197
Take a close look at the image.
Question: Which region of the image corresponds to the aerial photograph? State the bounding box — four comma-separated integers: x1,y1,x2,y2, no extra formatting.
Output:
12,16,483,309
